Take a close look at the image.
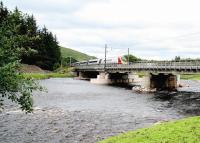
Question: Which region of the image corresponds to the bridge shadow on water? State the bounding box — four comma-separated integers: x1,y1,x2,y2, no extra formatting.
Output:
107,83,134,90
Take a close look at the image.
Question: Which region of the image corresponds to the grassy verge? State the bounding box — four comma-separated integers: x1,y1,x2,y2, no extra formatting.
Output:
100,116,200,143
137,72,200,80
23,72,74,79
137,72,146,78
24,73,73,79
181,74,200,80
23,67,75,79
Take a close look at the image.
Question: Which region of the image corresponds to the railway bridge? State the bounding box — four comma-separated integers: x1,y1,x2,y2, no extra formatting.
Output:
74,60,200,91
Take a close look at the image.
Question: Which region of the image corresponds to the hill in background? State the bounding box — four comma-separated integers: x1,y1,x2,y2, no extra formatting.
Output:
60,47,96,62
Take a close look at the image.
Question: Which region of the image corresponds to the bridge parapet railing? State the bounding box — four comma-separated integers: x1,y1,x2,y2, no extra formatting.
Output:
75,60,200,71
128,60,200,70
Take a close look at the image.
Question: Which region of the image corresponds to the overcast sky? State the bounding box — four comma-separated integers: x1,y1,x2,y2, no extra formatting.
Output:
3,0,200,60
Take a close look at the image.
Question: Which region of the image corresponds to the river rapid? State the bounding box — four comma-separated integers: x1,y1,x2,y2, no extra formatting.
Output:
0,78,200,143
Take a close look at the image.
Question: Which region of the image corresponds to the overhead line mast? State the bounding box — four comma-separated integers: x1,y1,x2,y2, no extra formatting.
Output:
104,44,107,71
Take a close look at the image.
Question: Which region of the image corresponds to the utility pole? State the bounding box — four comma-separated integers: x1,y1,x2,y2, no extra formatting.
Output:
104,44,107,71
69,56,72,67
61,58,63,69
128,48,130,65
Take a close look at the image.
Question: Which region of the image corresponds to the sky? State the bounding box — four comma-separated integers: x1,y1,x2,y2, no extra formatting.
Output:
3,0,200,60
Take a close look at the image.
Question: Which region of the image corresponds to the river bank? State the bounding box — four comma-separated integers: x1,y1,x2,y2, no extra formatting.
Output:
23,72,74,79
137,72,200,80
181,74,200,80
21,64,74,79
100,116,200,143
24,73,200,80
21,65,200,80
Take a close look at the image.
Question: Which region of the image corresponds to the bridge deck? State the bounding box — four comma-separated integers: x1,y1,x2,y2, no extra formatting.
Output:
75,61,200,73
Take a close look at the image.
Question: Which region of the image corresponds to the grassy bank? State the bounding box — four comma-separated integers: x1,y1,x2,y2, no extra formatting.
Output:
100,116,200,143
23,67,75,79
137,72,200,80
181,74,200,80
60,47,95,61
23,72,74,79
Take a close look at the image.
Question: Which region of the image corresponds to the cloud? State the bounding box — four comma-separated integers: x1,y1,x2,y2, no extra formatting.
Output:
3,0,200,60
3,0,98,14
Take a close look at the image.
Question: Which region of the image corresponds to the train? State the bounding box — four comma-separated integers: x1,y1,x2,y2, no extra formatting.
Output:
73,56,123,66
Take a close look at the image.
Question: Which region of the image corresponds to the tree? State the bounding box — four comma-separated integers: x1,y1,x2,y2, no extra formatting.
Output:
175,56,181,61
33,27,61,70
123,54,141,63
61,57,77,67
0,2,42,113
0,3,61,71
0,1,8,24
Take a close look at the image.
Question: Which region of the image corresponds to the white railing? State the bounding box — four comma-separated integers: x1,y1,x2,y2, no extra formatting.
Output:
75,60,200,73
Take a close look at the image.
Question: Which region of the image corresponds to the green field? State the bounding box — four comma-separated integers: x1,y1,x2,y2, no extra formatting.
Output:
60,47,95,61
23,67,75,79
100,116,200,143
136,72,200,80
181,74,200,80
20,64,75,79
23,72,74,79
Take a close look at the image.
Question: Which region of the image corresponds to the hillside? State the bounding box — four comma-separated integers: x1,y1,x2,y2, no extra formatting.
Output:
60,47,96,61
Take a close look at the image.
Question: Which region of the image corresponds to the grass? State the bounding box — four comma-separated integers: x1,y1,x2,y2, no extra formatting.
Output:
60,46,95,61
23,72,74,79
23,67,75,79
20,62,76,80
181,74,200,80
99,116,200,143
136,72,200,80
137,72,146,78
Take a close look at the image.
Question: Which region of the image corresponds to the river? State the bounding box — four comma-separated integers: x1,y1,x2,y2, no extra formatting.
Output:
0,78,200,143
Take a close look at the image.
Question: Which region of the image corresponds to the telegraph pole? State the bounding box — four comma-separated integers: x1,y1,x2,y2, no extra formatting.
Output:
61,58,63,69
104,44,107,71
128,48,130,65
69,56,72,67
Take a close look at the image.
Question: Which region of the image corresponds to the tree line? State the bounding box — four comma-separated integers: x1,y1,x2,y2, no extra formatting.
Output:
0,2,61,70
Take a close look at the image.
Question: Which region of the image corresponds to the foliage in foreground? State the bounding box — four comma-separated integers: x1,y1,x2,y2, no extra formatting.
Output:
0,62,42,112
100,116,200,143
0,2,42,112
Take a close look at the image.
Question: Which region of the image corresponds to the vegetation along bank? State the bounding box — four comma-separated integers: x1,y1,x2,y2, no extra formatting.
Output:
100,116,200,143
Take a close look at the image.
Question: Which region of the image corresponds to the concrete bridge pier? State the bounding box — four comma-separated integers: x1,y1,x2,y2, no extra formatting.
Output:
90,72,112,84
77,72,86,79
128,72,140,83
91,72,138,85
77,71,99,80
142,73,180,91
